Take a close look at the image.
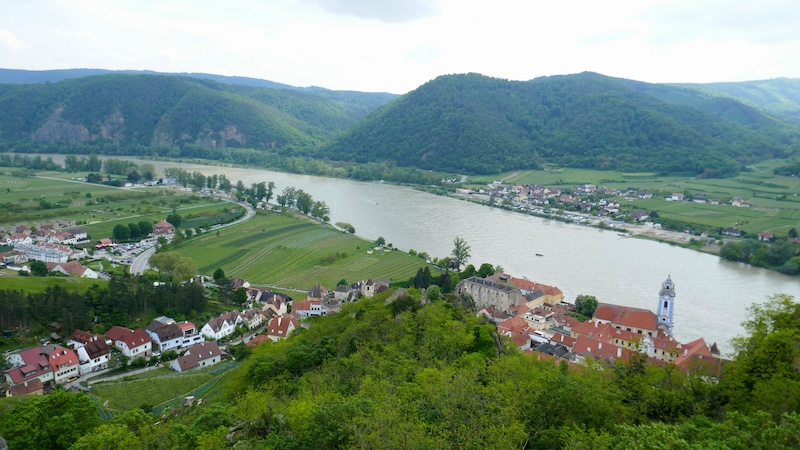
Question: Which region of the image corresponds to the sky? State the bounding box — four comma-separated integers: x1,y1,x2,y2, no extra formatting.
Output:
2,0,799,94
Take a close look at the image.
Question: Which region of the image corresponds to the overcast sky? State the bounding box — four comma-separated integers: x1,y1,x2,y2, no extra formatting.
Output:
2,0,799,93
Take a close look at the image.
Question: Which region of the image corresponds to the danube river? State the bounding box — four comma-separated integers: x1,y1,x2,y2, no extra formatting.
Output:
45,156,800,352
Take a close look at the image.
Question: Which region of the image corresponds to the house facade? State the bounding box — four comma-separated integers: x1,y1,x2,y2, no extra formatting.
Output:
267,315,298,341
68,330,110,374
200,311,243,340
105,326,152,359
171,342,223,372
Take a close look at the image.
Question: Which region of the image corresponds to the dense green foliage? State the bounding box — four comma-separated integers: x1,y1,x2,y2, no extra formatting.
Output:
320,72,798,175
0,74,390,154
680,77,800,122
720,238,800,274
0,276,209,334
2,292,800,449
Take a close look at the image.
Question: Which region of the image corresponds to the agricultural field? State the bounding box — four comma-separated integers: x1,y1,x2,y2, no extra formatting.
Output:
174,210,438,289
0,172,236,241
0,270,107,293
467,162,800,236
90,362,236,414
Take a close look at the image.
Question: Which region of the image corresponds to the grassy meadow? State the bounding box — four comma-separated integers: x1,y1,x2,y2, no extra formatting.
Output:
0,171,235,240
90,362,235,414
174,210,437,289
0,270,107,292
468,161,800,235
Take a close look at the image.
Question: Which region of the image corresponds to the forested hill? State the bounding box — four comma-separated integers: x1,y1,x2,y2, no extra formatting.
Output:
318,72,798,175
0,74,394,154
679,78,800,122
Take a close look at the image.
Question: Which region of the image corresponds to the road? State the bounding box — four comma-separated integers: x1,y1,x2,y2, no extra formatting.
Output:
129,200,255,275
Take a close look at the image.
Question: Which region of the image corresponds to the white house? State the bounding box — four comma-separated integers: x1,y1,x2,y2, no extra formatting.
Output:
42,345,80,384
105,326,152,359
145,317,185,352
241,308,265,330
171,342,223,372
200,311,243,340
291,300,327,318
267,315,298,341
68,330,110,375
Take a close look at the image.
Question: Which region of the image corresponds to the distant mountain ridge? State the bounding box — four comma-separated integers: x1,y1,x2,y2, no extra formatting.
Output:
318,72,798,175
0,69,797,176
0,73,397,155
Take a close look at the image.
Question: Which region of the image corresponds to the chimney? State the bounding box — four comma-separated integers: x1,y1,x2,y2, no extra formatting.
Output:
598,342,602,349
617,347,622,358
594,320,598,328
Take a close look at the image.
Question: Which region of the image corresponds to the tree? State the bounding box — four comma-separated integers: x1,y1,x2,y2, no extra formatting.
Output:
30,260,48,276
296,189,313,214
266,181,275,203
451,236,471,270
477,263,495,278
233,287,249,305
138,220,153,236
113,224,130,241
2,389,101,450
375,236,386,246
128,222,140,240
166,213,182,228
213,268,226,283
575,294,599,317
789,228,798,239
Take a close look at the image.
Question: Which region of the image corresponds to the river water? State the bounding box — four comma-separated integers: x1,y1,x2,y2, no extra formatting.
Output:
39,157,800,352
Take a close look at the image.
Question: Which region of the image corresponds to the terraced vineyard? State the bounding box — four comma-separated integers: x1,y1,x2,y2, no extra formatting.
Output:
175,211,437,289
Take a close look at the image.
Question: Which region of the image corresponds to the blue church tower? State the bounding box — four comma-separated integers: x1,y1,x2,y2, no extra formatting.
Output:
657,276,675,336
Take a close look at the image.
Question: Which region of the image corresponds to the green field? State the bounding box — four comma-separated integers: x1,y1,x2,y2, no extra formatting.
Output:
90,362,235,414
467,162,800,236
0,270,107,292
0,172,235,240
174,211,437,289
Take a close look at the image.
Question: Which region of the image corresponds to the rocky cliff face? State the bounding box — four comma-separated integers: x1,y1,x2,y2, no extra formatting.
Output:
32,107,90,144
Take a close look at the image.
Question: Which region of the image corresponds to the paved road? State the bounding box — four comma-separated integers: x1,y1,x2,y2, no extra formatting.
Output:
129,200,255,275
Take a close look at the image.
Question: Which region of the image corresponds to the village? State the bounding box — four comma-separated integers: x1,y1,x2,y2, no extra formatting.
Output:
455,181,800,244
3,250,725,398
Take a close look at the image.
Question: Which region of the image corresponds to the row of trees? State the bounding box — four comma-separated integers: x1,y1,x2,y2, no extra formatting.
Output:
720,238,800,274
112,221,155,241
0,275,207,335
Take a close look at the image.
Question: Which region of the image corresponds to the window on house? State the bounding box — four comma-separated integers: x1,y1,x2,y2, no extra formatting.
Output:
637,330,642,334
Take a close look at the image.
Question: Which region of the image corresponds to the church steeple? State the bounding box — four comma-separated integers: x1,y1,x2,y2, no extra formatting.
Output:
657,276,675,336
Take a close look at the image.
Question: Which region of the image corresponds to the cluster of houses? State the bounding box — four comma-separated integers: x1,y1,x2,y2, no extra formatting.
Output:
242,278,388,346
454,182,789,239
458,273,723,373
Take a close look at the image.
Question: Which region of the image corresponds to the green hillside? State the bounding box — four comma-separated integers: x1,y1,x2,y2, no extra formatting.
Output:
0,74,393,154
319,72,798,175
680,78,800,122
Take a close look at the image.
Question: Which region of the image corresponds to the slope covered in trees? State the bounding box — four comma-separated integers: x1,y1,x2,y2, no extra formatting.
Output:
680,78,800,122
0,74,394,154
3,290,799,449
319,72,798,175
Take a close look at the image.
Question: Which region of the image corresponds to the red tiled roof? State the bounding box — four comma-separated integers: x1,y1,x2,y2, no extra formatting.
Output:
267,315,298,338
8,379,43,396
106,326,151,349
246,335,270,347
68,329,95,345
593,303,657,332
549,333,576,349
498,316,529,335
510,333,531,348
674,337,712,367
292,299,319,312
573,335,632,363
47,346,79,369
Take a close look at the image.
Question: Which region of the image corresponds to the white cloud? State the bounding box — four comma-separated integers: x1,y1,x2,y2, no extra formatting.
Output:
304,0,441,23
0,29,25,52
0,0,798,93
